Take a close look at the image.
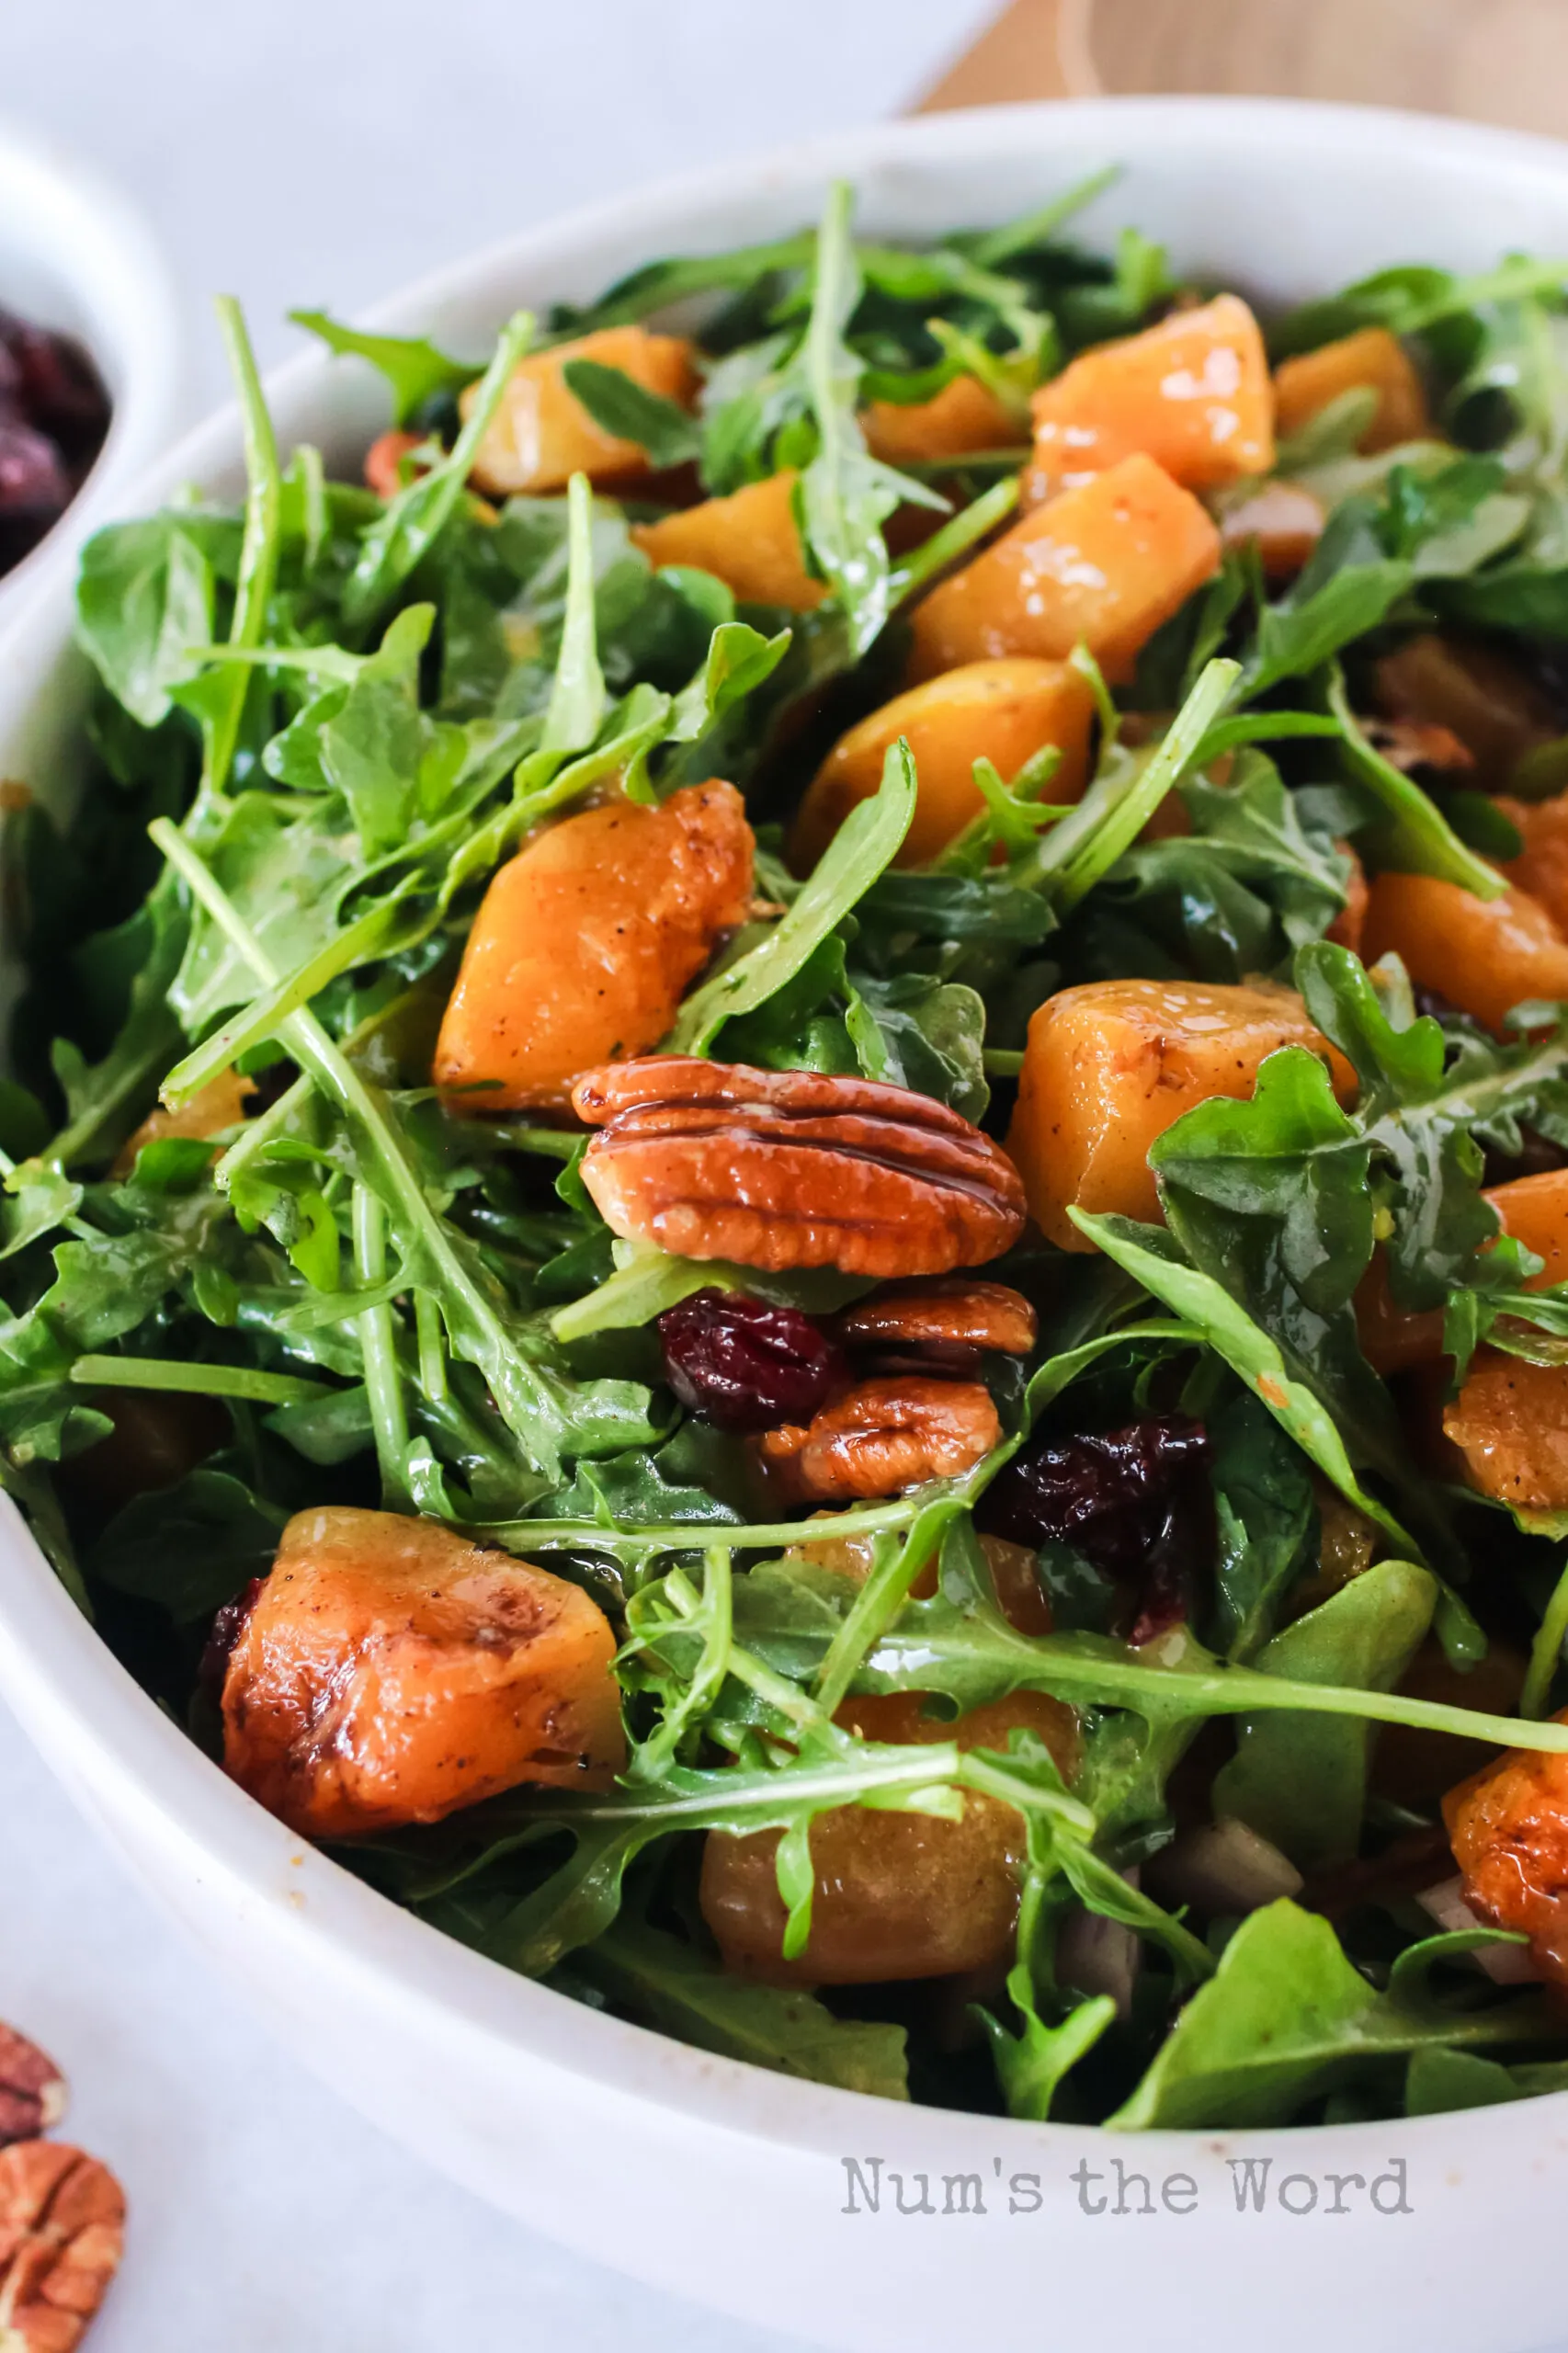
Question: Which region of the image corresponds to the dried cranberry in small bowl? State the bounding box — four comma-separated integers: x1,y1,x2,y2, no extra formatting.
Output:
658,1290,846,1432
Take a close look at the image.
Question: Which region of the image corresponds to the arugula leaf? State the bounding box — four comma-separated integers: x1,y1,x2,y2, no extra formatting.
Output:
571,1912,907,2097
1324,668,1504,897
74,515,229,729
90,1467,287,1620
1109,1900,1561,2129
560,359,701,469
1212,1557,1437,1868
290,310,473,425
666,737,915,1052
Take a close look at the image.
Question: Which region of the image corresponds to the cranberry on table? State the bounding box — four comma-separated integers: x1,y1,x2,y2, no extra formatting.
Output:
658,1289,846,1432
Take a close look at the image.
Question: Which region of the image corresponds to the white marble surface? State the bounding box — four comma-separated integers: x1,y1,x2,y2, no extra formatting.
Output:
0,7,1003,2346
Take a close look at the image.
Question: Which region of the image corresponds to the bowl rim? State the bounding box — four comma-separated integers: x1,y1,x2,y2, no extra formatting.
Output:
4,89,1568,2167
0,116,187,632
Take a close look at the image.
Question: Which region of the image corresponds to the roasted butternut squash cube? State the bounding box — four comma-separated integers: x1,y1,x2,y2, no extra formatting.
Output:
1360,869,1568,1036
789,656,1096,872
464,325,698,497
1273,326,1429,455
112,1069,255,1176
1217,478,1324,583
631,470,824,609
1375,635,1563,788
222,1507,626,1837
699,1690,1076,1985
862,372,1019,468
1445,1350,1568,1512
1027,295,1273,495
908,452,1221,687
1006,978,1355,1251
1501,793,1568,933
1446,1722,1568,1984
434,781,753,1109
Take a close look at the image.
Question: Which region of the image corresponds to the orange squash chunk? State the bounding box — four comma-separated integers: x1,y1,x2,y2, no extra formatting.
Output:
222,1507,626,1837
1006,978,1355,1252
112,1068,256,1176
1446,1723,1568,1984
862,372,1019,467
908,452,1221,687
1273,326,1429,455
700,1690,1076,1985
434,781,754,1109
788,656,1096,872
1500,794,1568,932
1445,1352,1568,1511
631,471,824,609
1360,870,1568,1036
1027,296,1273,495
464,325,698,497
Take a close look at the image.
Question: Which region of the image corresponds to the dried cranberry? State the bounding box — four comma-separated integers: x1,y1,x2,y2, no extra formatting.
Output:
980,1413,1212,1643
0,314,109,463
0,418,68,516
199,1576,265,1694
658,1289,846,1432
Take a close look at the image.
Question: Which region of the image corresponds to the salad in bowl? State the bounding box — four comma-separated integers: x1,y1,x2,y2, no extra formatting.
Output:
13,165,1568,2133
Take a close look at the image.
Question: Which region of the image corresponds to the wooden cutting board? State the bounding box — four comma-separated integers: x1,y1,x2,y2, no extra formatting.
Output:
916,0,1568,138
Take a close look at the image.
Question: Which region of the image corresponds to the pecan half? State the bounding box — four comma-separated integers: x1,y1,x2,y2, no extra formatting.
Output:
0,2141,124,2351
572,1058,1026,1278
759,1375,1000,1502
835,1279,1038,1357
0,2029,64,2148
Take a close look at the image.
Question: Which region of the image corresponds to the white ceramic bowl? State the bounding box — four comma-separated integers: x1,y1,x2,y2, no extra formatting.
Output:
0,119,185,633
1,97,1567,2353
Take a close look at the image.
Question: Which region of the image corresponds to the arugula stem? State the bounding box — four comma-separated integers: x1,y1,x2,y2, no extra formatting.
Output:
1523,1549,1568,1719
69,1356,326,1405
1050,658,1240,913
352,1183,412,1509
415,1290,449,1406
888,474,1018,608
207,298,283,808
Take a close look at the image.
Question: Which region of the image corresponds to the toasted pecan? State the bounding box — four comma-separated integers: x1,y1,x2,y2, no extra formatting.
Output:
760,1375,1001,1502
572,1058,1026,1278
0,2141,124,2351
0,2030,64,2150
835,1278,1037,1357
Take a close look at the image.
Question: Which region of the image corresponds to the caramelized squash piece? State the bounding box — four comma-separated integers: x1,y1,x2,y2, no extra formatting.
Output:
1374,635,1562,788
1360,870,1568,1036
909,452,1221,686
464,325,698,497
1273,326,1429,455
1446,1720,1568,1984
789,656,1096,872
1217,478,1324,582
1357,1165,1568,1375
1027,295,1273,494
1006,978,1355,1252
112,1068,255,1176
700,1690,1076,1985
1500,793,1568,933
862,373,1018,468
1444,1351,1568,1512
631,471,824,609
434,781,753,1109
222,1507,625,1837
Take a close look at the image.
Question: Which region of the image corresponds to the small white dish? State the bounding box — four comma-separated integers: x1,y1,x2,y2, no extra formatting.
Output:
0,96,1565,2353
0,119,185,636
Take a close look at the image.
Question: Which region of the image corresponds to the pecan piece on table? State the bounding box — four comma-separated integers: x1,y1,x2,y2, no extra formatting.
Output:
0,2029,64,2148
0,2140,124,2351
760,1375,1001,1503
835,1278,1038,1358
571,1058,1026,1278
